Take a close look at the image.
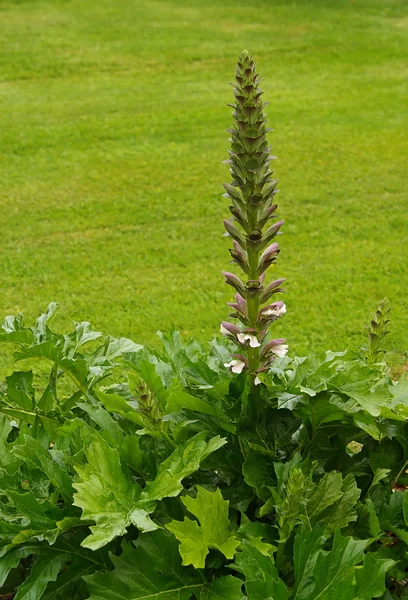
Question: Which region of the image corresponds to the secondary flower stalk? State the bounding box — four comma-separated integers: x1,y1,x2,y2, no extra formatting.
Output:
221,50,287,381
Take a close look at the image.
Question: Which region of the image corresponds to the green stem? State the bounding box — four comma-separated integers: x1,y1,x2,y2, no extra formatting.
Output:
246,294,260,374
246,229,262,376
65,369,88,396
393,459,408,488
159,426,177,449
275,538,286,573
51,361,64,416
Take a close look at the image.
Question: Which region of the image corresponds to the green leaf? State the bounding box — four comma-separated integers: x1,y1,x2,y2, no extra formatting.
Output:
273,452,303,495
5,490,64,544
0,405,56,427
304,530,368,600
42,533,112,599
15,340,60,363
404,491,408,526
72,434,155,550
329,362,391,418
86,530,203,600
198,576,244,600
127,358,168,402
119,435,144,473
369,441,403,477
75,402,123,446
289,351,347,393
166,486,239,568
0,545,40,587
63,321,103,358
369,467,391,491
305,472,344,524
298,393,344,428
272,466,310,540
0,414,14,467
3,305,142,392
242,453,275,500
166,388,231,425
359,498,382,537
14,551,68,600
379,489,408,542
234,540,289,600
353,412,382,440
73,432,225,549
11,436,73,501
293,526,327,600
6,371,35,410
241,411,302,459
389,375,408,418
299,546,395,600
97,390,145,427
316,473,360,533
32,303,60,341
0,311,34,344
157,330,220,389
37,368,58,413
238,521,276,556
88,338,143,384
354,553,395,600
140,432,226,502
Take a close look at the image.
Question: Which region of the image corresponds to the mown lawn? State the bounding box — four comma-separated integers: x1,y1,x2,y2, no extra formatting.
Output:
1,0,407,370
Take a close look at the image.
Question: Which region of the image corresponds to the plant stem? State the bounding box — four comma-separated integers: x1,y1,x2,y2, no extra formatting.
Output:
276,538,286,573
393,459,408,488
159,425,177,449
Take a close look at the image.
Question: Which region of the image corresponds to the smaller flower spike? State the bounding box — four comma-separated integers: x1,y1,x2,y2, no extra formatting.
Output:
221,51,287,381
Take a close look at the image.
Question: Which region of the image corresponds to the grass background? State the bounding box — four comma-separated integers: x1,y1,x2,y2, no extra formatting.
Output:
1,0,407,368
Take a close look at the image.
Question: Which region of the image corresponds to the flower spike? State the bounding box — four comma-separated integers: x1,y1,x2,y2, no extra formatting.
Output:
221,51,287,380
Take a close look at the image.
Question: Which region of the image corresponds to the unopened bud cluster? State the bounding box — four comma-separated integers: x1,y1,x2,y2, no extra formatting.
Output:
221,51,287,382
134,376,161,423
362,297,391,365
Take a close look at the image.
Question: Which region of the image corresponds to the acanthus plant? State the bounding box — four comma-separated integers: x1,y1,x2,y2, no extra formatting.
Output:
221,50,287,384
1,51,408,600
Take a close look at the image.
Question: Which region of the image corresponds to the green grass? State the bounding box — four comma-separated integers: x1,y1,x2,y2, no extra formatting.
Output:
1,0,407,369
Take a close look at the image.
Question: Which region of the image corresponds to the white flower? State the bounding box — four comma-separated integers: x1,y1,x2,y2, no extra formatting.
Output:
263,302,287,317
272,344,288,358
254,375,261,386
220,324,230,337
224,359,246,374
237,333,261,348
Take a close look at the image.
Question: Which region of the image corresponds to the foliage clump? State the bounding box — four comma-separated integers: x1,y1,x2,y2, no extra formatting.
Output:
1,51,408,600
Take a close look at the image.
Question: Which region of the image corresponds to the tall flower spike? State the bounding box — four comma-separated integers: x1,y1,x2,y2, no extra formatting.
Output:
221,50,287,380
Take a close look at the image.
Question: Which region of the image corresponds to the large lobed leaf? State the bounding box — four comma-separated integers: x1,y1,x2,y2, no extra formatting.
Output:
293,527,394,600
73,432,226,549
72,434,156,550
166,486,240,568
234,541,289,600
85,530,243,600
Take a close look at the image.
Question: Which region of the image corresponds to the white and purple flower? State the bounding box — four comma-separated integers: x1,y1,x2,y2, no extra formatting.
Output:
237,332,261,348
259,301,287,320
